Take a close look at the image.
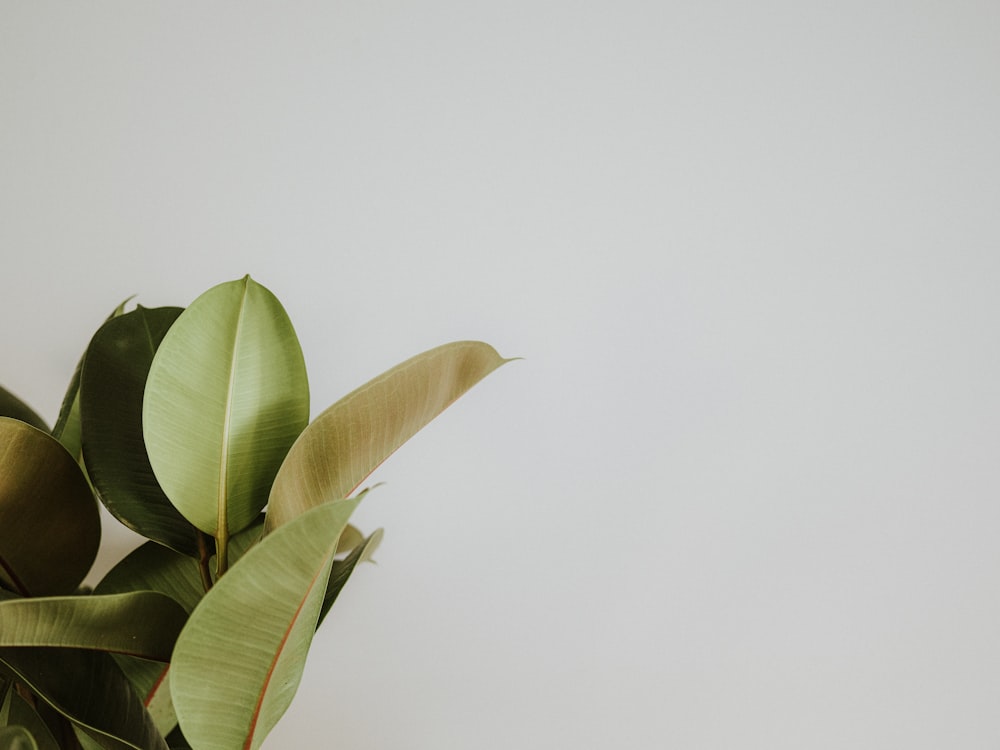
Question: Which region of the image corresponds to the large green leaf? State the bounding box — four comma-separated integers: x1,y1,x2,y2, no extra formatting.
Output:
171,497,362,750
0,386,47,432
0,418,100,596
265,340,510,533
80,306,203,557
0,648,168,750
0,591,186,661
143,276,309,570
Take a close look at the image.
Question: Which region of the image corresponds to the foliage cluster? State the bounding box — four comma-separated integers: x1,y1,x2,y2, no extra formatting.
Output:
0,276,510,749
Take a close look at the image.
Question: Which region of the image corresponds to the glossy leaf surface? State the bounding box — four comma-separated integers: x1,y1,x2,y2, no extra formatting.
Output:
0,591,186,661
171,497,361,750
0,418,100,596
143,276,309,548
80,306,202,556
266,340,510,532
0,386,47,432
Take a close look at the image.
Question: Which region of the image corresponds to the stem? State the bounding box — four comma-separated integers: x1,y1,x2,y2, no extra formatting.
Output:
215,529,229,579
197,532,214,592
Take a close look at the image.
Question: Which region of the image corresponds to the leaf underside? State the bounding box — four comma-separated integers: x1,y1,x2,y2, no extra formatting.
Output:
266,340,511,533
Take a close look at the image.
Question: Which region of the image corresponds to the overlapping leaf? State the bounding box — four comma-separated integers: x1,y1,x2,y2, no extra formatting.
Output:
171,497,364,750
0,418,100,596
52,297,132,462
0,647,168,750
79,306,202,557
0,591,185,661
94,519,265,737
143,276,309,571
0,725,39,750
1,685,58,750
0,386,47,432
265,340,511,533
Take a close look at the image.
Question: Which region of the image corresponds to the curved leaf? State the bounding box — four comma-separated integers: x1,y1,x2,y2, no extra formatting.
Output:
0,726,38,750
318,527,382,627
53,297,133,461
80,306,203,557
265,340,511,533
0,386,47,432
0,591,186,661
171,497,362,750
143,276,309,567
0,418,100,596
2,688,58,750
95,519,265,738
0,648,168,750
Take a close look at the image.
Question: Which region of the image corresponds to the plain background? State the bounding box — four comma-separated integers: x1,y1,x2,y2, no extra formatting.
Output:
3,2,1000,748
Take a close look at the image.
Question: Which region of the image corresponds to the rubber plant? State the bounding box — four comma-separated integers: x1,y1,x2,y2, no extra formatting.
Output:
0,276,512,749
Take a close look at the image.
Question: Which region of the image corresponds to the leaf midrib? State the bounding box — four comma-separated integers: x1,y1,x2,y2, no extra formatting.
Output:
217,279,250,573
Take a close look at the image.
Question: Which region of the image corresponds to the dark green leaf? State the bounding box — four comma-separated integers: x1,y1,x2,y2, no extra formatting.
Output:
0,387,47,432
0,725,39,750
80,306,202,557
0,648,168,750
318,528,382,626
0,418,100,596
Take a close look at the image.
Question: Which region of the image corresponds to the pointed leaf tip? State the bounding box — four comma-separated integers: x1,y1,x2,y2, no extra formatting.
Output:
265,340,511,533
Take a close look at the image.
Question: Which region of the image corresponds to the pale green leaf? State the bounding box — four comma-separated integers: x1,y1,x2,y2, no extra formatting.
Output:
265,340,511,533
143,276,309,561
171,497,362,750
0,591,185,661
0,418,100,596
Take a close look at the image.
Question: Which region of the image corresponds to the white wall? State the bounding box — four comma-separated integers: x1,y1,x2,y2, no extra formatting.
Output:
3,2,1000,747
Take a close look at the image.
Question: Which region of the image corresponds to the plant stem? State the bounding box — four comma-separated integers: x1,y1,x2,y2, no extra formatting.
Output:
215,530,229,579
196,532,214,592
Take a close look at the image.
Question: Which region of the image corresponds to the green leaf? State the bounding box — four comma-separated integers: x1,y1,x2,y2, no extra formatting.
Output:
0,726,38,750
265,340,511,533
318,528,382,626
80,306,203,557
0,591,186,661
1,687,58,750
95,519,265,738
51,368,83,461
171,497,362,750
0,648,168,750
143,276,309,569
0,386,47,432
53,297,133,462
0,418,100,596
